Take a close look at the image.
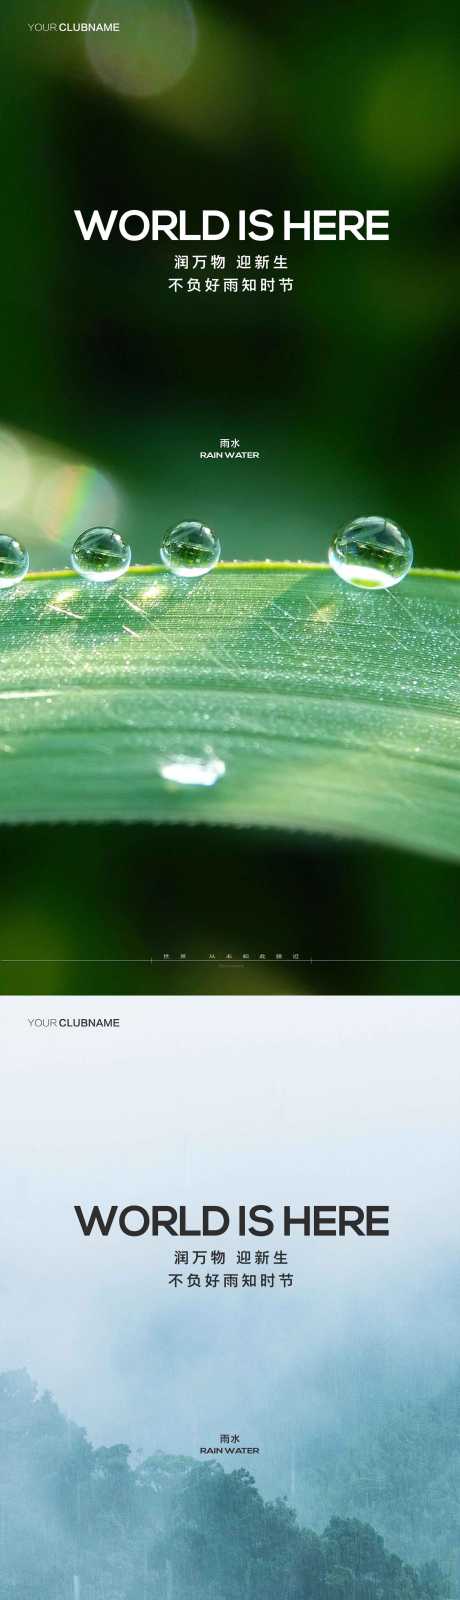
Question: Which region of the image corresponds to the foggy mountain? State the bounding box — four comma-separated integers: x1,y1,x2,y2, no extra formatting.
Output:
0,1369,450,1600
296,1373,460,1594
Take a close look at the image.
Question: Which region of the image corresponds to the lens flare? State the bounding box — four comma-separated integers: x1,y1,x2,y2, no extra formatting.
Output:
34,463,119,544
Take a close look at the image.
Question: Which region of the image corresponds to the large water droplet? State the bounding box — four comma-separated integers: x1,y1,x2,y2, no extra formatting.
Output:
71,526,131,583
0,534,29,588
328,517,413,589
160,521,221,577
159,754,225,787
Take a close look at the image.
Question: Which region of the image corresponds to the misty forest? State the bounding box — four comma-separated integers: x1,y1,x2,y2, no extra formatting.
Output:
0,1371,455,1600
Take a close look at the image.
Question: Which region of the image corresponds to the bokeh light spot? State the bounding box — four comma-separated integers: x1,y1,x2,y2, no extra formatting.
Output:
85,0,197,99
364,46,460,185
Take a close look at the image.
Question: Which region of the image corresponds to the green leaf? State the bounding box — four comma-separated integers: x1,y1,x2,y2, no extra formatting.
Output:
0,564,459,859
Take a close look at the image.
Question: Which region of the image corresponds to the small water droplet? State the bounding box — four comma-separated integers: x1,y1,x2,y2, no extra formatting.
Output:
71,526,131,583
0,535,29,588
328,517,413,589
160,521,221,577
159,753,225,787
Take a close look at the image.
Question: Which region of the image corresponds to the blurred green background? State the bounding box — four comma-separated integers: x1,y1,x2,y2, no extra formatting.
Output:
0,0,459,993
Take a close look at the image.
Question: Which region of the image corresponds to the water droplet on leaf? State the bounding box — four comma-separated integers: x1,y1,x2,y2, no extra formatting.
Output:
0,535,29,588
159,753,225,787
328,517,413,589
71,526,131,583
160,521,221,577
